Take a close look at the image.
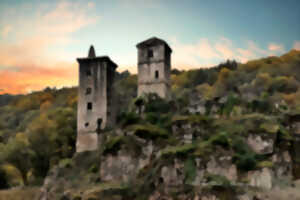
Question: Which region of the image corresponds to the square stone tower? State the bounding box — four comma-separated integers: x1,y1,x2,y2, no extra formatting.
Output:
76,46,118,152
136,37,172,99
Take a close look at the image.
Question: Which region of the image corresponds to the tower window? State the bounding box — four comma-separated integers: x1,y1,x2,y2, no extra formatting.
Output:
86,68,92,76
85,122,89,127
148,49,153,58
86,87,92,95
155,70,159,79
87,102,92,110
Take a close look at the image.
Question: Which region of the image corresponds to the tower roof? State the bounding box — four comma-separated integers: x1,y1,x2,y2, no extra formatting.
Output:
136,37,172,53
88,45,96,58
77,46,118,69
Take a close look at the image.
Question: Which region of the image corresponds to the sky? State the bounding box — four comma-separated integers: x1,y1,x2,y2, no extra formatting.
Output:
0,0,299,94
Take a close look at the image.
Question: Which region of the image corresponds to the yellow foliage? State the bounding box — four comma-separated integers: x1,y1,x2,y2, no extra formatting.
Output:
0,187,39,200
39,92,54,103
196,83,213,100
15,132,29,145
283,91,300,105
40,100,52,110
218,68,231,82
1,164,23,187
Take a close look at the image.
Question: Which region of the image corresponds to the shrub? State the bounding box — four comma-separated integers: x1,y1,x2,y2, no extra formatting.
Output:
144,93,171,113
232,137,258,171
233,153,257,171
103,136,125,155
161,144,196,158
184,158,196,184
210,132,231,149
0,167,8,189
59,158,73,169
127,124,169,140
204,173,231,187
118,112,140,127
257,161,273,168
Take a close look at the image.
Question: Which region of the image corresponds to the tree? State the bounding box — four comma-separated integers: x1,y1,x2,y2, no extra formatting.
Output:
0,134,33,185
134,97,144,115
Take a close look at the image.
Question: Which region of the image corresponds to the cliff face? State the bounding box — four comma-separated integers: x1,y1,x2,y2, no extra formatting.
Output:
37,111,300,200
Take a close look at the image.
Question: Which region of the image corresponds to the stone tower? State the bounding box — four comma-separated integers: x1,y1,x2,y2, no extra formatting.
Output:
136,37,172,99
76,46,118,152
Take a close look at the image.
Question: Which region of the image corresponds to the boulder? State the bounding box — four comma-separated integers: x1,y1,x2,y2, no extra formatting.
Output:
248,168,273,190
247,134,276,155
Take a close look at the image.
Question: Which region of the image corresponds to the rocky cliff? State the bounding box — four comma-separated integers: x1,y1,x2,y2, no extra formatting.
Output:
36,109,300,200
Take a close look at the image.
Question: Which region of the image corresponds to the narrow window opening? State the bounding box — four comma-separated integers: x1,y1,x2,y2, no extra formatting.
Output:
87,102,92,110
85,122,89,127
86,68,92,76
155,70,159,79
86,87,92,95
96,118,102,134
148,49,153,58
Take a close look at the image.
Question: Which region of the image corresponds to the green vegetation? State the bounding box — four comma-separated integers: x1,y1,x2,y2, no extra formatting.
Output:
183,158,196,184
127,124,169,140
0,50,299,194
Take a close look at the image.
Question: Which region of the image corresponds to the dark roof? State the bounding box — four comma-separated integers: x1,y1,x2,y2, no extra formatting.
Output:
136,37,172,53
88,45,96,58
77,45,118,69
77,56,118,69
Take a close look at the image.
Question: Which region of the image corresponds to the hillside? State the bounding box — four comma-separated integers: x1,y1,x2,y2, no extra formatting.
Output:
0,50,300,200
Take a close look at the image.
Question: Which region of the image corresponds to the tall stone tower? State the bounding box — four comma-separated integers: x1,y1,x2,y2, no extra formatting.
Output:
76,46,118,152
136,37,172,99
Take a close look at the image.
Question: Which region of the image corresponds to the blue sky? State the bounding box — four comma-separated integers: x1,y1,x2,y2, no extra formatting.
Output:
0,0,299,93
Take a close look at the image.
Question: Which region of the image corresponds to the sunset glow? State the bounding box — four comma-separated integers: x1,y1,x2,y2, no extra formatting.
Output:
0,0,299,94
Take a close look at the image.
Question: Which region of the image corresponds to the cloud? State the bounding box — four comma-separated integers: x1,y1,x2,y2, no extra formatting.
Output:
38,1,98,36
293,41,300,50
215,37,234,59
0,62,77,94
1,25,12,38
170,37,221,69
0,0,99,67
0,1,99,94
87,2,95,9
268,43,285,52
169,37,286,69
118,0,161,8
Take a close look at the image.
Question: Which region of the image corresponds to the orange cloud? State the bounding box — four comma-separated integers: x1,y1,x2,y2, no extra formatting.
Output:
0,0,98,94
294,41,300,50
0,62,77,95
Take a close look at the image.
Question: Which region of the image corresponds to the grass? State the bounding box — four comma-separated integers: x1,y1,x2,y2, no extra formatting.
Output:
161,143,196,158
257,161,274,168
184,158,196,184
171,114,213,125
259,122,279,134
102,135,142,157
204,173,231,187
127,124,169,140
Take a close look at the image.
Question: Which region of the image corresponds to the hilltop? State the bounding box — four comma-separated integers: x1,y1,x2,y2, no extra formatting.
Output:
0,50,300,200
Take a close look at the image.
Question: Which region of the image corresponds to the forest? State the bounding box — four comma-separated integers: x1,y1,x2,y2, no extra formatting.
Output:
0,49,300,190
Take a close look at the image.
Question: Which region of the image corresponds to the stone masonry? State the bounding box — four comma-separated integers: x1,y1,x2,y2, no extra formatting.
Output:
136,37,172,99
76,46,118,152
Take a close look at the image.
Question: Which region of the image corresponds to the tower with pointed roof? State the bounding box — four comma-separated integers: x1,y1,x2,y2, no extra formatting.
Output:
76,46,118,152
136,37,172,99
